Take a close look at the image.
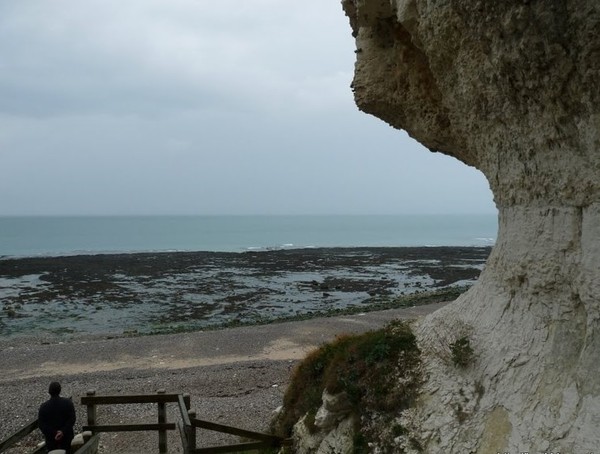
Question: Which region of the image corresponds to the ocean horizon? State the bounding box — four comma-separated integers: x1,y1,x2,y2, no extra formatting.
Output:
0,214,497,258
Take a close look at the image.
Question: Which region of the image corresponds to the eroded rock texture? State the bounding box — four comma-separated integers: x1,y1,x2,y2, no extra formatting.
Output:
340,0,600,452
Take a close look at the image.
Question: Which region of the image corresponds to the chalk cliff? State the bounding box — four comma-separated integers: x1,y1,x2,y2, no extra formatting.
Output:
321,0,599,452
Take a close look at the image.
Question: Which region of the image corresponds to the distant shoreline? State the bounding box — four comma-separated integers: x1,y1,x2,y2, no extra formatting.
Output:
0,243,492,260
0,214,498,257
0,244,321,260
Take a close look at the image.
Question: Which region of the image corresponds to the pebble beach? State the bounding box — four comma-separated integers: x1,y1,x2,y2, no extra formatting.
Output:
0,302,450,453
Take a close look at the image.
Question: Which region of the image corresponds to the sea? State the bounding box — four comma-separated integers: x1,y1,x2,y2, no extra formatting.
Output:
0,214,497,258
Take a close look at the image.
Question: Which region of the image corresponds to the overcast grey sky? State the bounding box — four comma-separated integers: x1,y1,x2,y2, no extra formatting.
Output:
0,0,496,216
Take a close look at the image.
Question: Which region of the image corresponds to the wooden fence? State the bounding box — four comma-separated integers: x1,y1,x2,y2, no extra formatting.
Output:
182,408,292,453
0,418,44,454
0,418,99,454
1,390,291,454
81,390,178,453
82,390,292,453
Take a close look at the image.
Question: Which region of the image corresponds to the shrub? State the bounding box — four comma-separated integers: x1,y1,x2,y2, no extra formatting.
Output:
450,336,474,367
352,431,369,453
272,320,421,440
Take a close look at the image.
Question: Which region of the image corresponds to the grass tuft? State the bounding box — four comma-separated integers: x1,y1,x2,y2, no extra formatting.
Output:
450,336,474,368
272,320,421,443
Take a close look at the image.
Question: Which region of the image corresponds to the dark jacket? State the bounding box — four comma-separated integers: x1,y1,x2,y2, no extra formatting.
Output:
38,396,76,453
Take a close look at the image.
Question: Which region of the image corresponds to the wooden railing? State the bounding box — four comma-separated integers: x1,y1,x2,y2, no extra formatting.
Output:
81,389,179,453
183,411,292,453
2,391,291,454
0,418,44,454
0,418,99,454
72,433,101,454
83,390,292,453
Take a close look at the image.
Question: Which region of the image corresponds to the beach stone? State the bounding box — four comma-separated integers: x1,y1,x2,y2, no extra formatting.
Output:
336,0,600,452
71,432,85,449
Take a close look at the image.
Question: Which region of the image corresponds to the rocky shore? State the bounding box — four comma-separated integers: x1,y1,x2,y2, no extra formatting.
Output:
0,246,490,341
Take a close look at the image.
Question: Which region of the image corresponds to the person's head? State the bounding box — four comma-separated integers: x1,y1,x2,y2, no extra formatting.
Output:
48,381,61,397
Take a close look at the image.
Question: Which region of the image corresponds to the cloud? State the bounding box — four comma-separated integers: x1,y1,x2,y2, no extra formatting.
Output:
0,1,497,216
0,0,354,117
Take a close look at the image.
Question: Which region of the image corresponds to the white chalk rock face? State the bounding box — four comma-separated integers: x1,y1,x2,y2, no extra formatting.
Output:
341,0,600,452
292,391,355,454
292,414,355,454
314,391,353,431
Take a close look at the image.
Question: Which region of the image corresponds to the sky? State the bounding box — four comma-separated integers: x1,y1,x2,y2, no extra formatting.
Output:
0,0,496,216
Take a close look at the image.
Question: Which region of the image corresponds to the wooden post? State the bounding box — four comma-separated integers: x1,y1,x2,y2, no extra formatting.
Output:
187,410,197,453
182,393,192,453
85,390,96,433
157,390,167,454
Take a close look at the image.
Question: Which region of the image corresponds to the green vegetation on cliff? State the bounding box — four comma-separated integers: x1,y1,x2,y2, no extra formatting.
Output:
273,319,422,451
